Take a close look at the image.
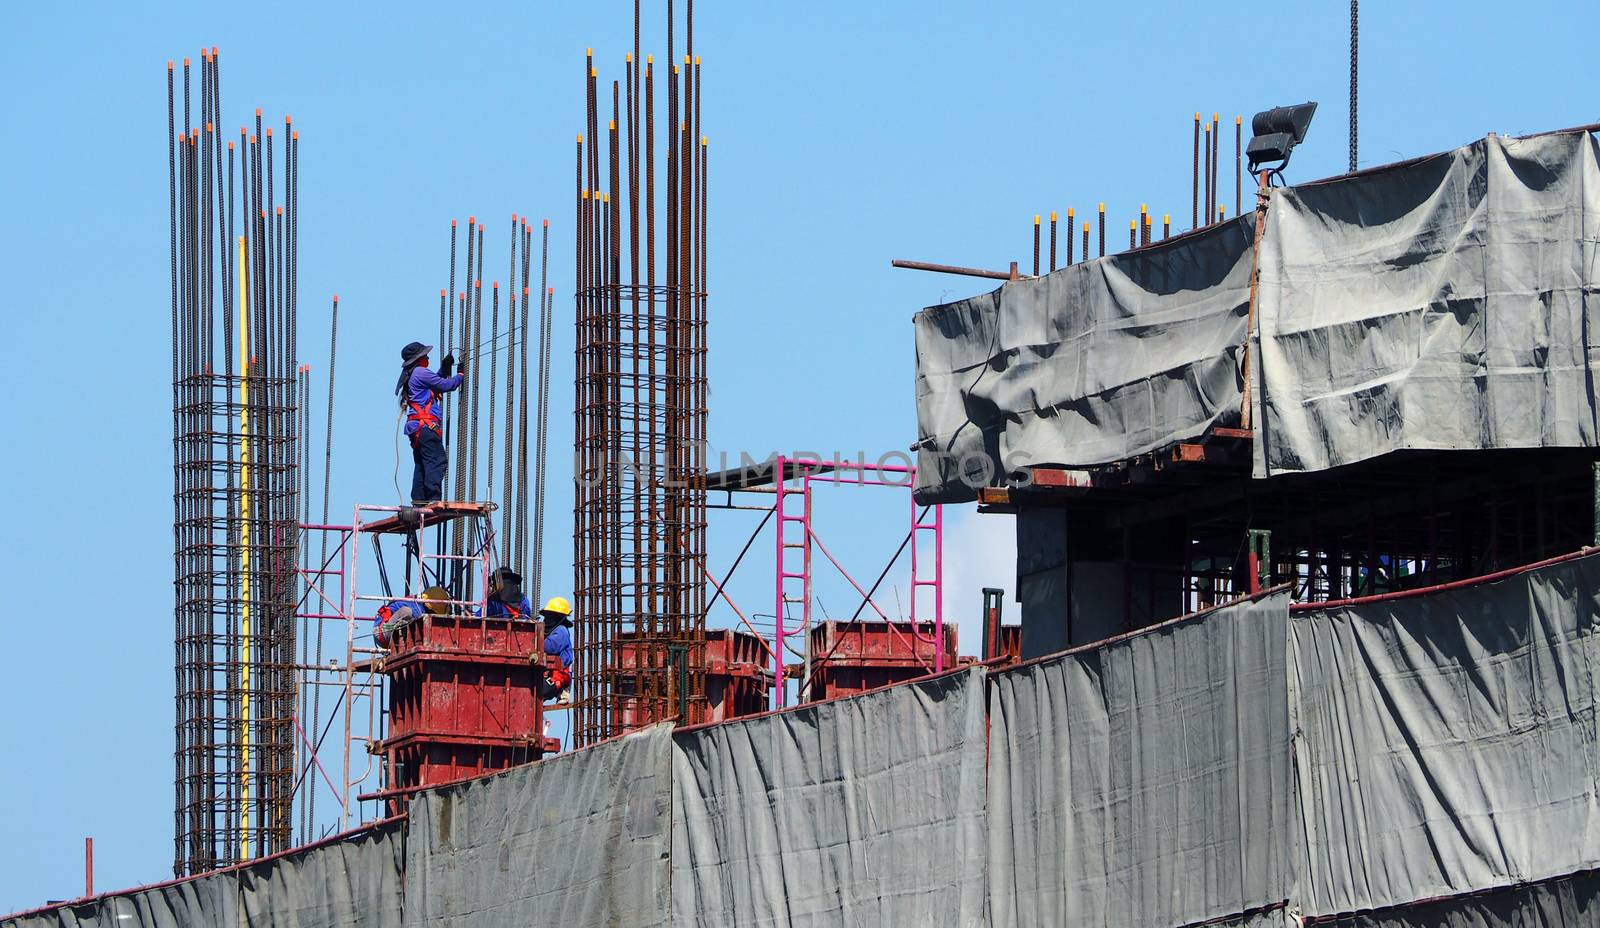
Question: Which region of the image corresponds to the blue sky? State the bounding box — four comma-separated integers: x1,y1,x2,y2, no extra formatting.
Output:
3,0,1597,911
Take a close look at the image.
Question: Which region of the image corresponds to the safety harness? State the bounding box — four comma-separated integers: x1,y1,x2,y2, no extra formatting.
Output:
404,368,442,433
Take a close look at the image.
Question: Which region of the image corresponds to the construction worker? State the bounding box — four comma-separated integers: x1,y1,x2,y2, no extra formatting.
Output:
395,341,464,506
539,596,575,703
481,567,534,619
374,586,449,648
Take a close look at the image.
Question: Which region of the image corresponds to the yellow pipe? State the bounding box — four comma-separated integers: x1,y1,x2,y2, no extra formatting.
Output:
236,235,253,861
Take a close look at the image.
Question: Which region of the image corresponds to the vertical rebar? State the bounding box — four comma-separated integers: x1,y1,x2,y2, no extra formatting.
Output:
1192,112,1200,230
1048,211,1057,272
1031,215,1040,276
1350,0,1359,173
1211,113,1220,224
486,281,501,520
1235,115,1242,217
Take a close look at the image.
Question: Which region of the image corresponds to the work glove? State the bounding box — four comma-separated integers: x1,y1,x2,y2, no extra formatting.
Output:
439,353,456,377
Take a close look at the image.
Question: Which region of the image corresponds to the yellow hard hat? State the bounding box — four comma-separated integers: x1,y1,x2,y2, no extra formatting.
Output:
419,586,451,615
540,596,573,618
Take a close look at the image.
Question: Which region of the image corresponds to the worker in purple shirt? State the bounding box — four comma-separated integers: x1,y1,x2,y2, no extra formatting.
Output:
395,341,464,505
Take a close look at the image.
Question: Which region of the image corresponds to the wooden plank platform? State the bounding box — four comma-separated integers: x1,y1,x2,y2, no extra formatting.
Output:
360,500,498,535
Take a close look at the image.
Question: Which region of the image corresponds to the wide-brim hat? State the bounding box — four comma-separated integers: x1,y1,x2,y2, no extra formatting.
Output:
401,342,433,364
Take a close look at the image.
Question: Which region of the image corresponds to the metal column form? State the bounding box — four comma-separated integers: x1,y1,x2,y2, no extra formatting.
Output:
378,613,559,812
804,619,961,701
614,628,771,728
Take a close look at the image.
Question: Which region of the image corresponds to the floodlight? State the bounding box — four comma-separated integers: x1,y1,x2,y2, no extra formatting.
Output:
1246,101,1318,176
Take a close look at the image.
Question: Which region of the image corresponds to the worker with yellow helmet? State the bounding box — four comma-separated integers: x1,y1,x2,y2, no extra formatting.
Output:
374,586,450,648
540,595,575,704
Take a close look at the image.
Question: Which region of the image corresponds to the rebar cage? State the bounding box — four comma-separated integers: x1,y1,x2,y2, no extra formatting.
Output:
173,373,300,873
571,14,711,746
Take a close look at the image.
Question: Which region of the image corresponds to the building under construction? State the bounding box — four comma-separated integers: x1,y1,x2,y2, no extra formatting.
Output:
11,3,1600,927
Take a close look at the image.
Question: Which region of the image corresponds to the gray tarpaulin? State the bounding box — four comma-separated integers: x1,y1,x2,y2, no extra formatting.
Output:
1310,867,1600,928
671,668,988,927
237,823,404,927
403,724,673,928
1253,130,1600,476
912,216,1256,503
1,878,228,928
1,823,403,928
1289,553,1600,916
986,590,1292,928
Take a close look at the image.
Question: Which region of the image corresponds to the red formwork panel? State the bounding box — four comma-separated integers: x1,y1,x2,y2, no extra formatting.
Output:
613,629,774,731
703,629,774,722
380,614,559,798
806,620,960,700
996,624,1022,663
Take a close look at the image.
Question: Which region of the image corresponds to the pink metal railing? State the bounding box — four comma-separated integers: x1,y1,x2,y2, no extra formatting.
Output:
770,457,943,707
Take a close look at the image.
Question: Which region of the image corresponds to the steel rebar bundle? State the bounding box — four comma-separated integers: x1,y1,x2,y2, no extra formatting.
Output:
167,49,302,876
572,0,710,747
423,215,551,601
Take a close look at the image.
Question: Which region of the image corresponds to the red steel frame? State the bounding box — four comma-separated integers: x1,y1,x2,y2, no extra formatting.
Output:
293,502,557,836
771,457,944,707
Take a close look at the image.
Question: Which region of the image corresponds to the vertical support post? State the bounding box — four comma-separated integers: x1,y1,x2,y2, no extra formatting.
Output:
981,588,1004,661
85,837,93,898
773,456,790,707
1240,171,1271,430
236,234,254,862
1592,462,1599,547
1247,529,1272,595
669,644,689,720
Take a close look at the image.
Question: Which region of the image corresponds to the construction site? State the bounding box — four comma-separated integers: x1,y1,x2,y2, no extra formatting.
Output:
6,1,1600,926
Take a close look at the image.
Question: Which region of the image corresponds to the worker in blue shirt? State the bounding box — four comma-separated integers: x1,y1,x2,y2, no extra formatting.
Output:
374,586,448,648
539,595,575,703
395,341,464,506
479,569,573,702
482,567,534,619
